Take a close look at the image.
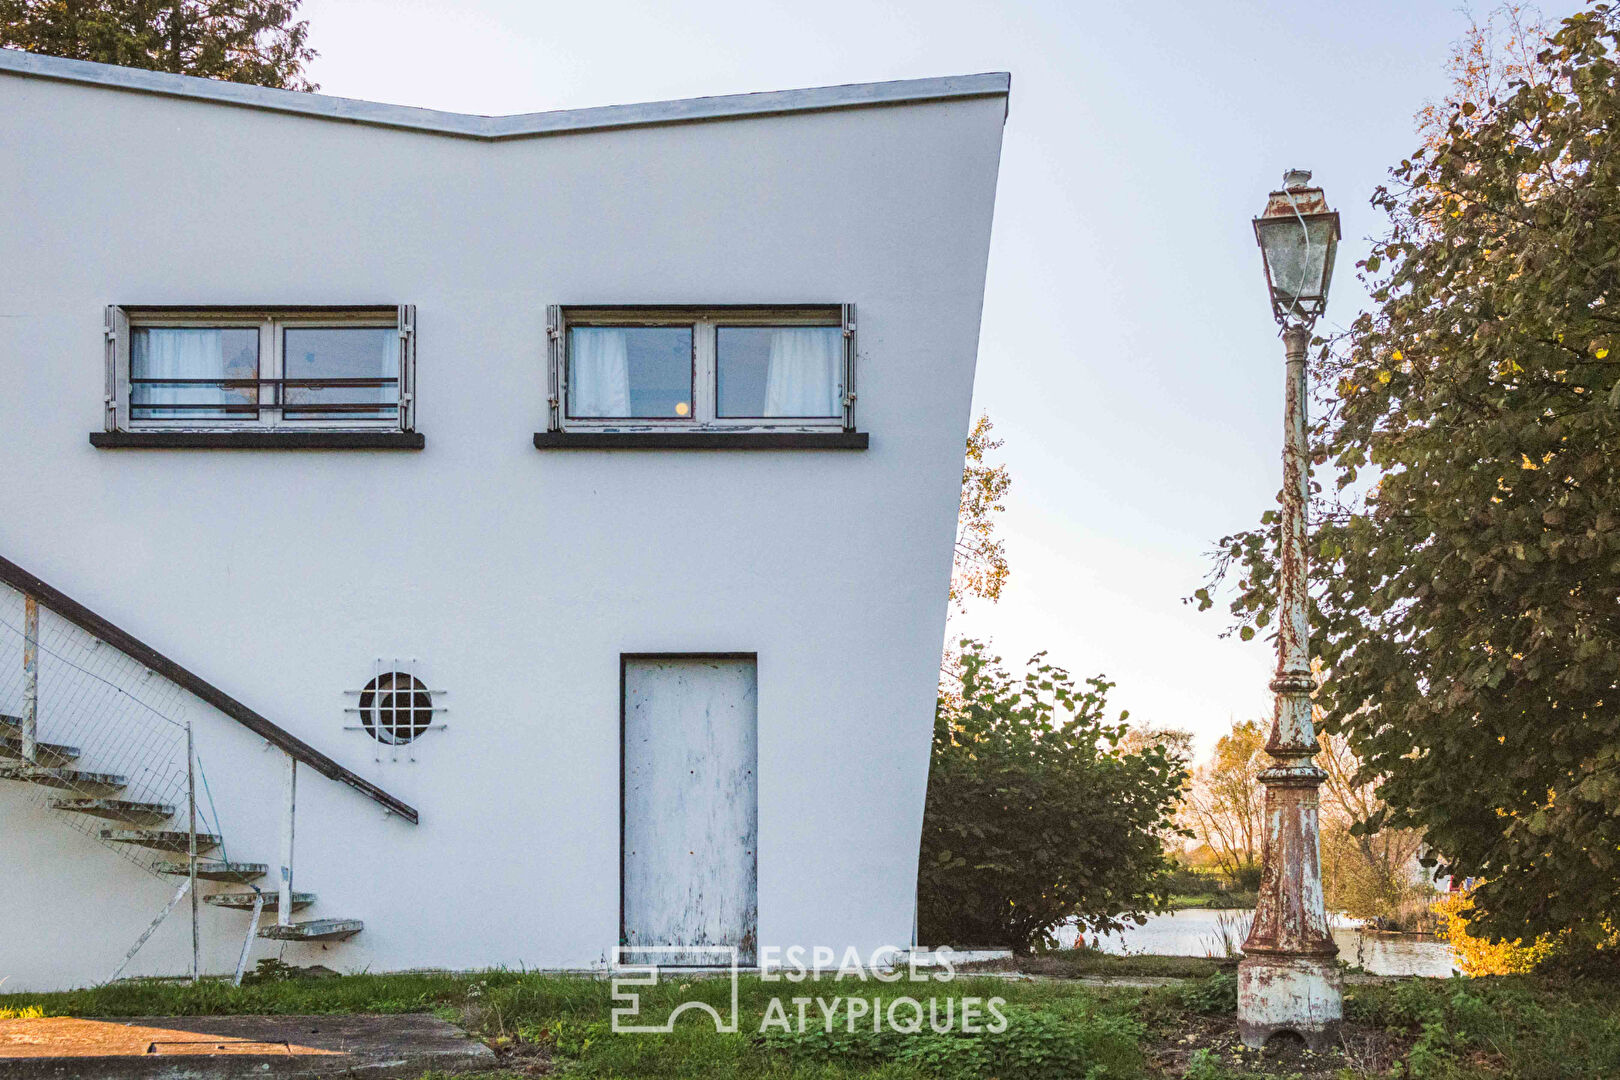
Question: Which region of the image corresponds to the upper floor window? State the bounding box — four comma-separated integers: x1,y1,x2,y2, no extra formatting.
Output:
104,306,416,432
546,305,855,433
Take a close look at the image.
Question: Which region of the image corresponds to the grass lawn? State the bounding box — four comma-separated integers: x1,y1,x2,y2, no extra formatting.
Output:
4,961,1620,1078
1166,893,1259,911
958,950,1234,980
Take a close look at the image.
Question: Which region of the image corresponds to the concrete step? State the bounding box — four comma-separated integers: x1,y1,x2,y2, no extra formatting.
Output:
258,919,363,942
100,829,221,853
205,891,313,912
51,797,174,825
157,861,267,883
0,734,80,766
0,765,126,794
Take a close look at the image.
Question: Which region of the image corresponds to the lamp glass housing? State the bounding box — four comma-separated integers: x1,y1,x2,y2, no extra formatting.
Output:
1253,176,1341,326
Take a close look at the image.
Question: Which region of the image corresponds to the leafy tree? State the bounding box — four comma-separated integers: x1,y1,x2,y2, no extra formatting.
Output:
1119,725,1195,862
1274,660,1437,923
1177,706,1434,917
1414,3,1556,150
1316,728,1431,922
1,1,317,90
1177,720,1266,891
1119,724,1195,764
1198,3,1620,942
1433,891,1561,975
950,413,1011,609
918,640,1187,952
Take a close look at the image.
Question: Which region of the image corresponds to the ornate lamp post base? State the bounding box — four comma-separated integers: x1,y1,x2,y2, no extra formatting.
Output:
1238,955,1342,1051
1236,754,1342,1049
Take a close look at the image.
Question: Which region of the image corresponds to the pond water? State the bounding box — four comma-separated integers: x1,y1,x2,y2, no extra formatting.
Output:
1055,908,1458,978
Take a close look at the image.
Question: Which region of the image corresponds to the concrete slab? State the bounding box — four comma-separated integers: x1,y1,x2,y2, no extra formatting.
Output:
0,1014,494,1078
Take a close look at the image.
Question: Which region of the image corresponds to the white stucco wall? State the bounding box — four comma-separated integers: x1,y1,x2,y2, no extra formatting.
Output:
0,60,1005,990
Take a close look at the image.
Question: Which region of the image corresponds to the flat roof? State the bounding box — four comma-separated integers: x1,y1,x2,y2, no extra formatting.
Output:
0,47,1009,140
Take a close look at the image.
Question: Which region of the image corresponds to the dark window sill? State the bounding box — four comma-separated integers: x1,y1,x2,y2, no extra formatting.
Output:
533,431,869,450
90,431,425,450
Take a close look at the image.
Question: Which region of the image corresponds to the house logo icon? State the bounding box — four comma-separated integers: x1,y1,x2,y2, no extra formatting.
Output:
610,946,741,1034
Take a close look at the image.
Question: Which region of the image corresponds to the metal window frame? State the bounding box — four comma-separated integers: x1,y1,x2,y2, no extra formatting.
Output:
562,316,697,427
106,305,416,433
547,304,856,434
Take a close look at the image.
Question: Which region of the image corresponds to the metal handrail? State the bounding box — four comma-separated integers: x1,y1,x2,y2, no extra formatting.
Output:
0,554,418,824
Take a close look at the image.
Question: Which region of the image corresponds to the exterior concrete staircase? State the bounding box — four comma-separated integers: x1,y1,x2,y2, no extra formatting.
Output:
0,713,363,942
0,554,417,973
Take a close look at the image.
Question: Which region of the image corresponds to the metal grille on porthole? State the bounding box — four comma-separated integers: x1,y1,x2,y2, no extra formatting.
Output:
359,672,432,744
345,660,445,749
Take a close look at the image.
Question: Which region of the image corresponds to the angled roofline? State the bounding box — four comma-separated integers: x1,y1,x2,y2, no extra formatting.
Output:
0,48,1010,140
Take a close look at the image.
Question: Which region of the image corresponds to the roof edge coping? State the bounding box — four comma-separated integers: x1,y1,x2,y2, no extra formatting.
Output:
0,48,1010,139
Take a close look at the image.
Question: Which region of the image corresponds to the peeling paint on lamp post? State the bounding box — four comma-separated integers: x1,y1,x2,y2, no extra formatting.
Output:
1239,170,1343,1051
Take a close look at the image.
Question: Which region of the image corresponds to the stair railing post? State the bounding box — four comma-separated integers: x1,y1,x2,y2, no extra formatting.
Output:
188,721,199,984
234,891,265,987
279,755,296,927
21,594,37,764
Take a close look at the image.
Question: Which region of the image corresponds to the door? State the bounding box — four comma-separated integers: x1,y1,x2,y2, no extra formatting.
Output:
622,655,758,966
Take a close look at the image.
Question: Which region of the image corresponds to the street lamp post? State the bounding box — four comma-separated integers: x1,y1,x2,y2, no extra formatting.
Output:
1238,169,1343,1051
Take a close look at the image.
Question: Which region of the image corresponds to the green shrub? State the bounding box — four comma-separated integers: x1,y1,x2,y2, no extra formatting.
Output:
1159,865,1219,896
919,640,1187,952
1225,864,1263,893
1177,973,1237,1016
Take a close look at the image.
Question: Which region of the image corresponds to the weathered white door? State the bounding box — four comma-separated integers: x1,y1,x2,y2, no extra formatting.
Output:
622,656,758,966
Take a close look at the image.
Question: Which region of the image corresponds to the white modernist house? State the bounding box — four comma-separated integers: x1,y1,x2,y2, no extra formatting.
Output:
0,48,1008,991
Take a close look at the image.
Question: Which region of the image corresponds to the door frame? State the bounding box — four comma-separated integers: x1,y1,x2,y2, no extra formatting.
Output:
619,652,759,962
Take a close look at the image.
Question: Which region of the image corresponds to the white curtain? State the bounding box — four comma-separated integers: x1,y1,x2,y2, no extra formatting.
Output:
763,328,841,417
569,328,632,417
133,328,228,417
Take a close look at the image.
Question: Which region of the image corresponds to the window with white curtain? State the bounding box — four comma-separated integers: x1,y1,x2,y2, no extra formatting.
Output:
106,307,416,432
548,306,855,432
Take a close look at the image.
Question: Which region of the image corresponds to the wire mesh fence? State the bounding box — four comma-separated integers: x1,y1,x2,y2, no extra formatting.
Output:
0,579,220,875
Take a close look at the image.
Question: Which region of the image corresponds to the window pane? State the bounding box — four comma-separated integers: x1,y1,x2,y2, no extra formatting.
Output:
131,327,259,419
716,326,842,418
568,326,692,419
283,327,398,420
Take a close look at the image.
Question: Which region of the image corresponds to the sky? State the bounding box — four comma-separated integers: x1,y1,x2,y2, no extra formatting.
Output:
300,0,1580,758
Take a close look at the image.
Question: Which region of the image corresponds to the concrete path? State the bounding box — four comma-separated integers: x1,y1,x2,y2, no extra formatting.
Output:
0,1014,493,1078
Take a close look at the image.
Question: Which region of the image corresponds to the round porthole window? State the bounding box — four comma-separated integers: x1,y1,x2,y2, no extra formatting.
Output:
359,672,434,745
